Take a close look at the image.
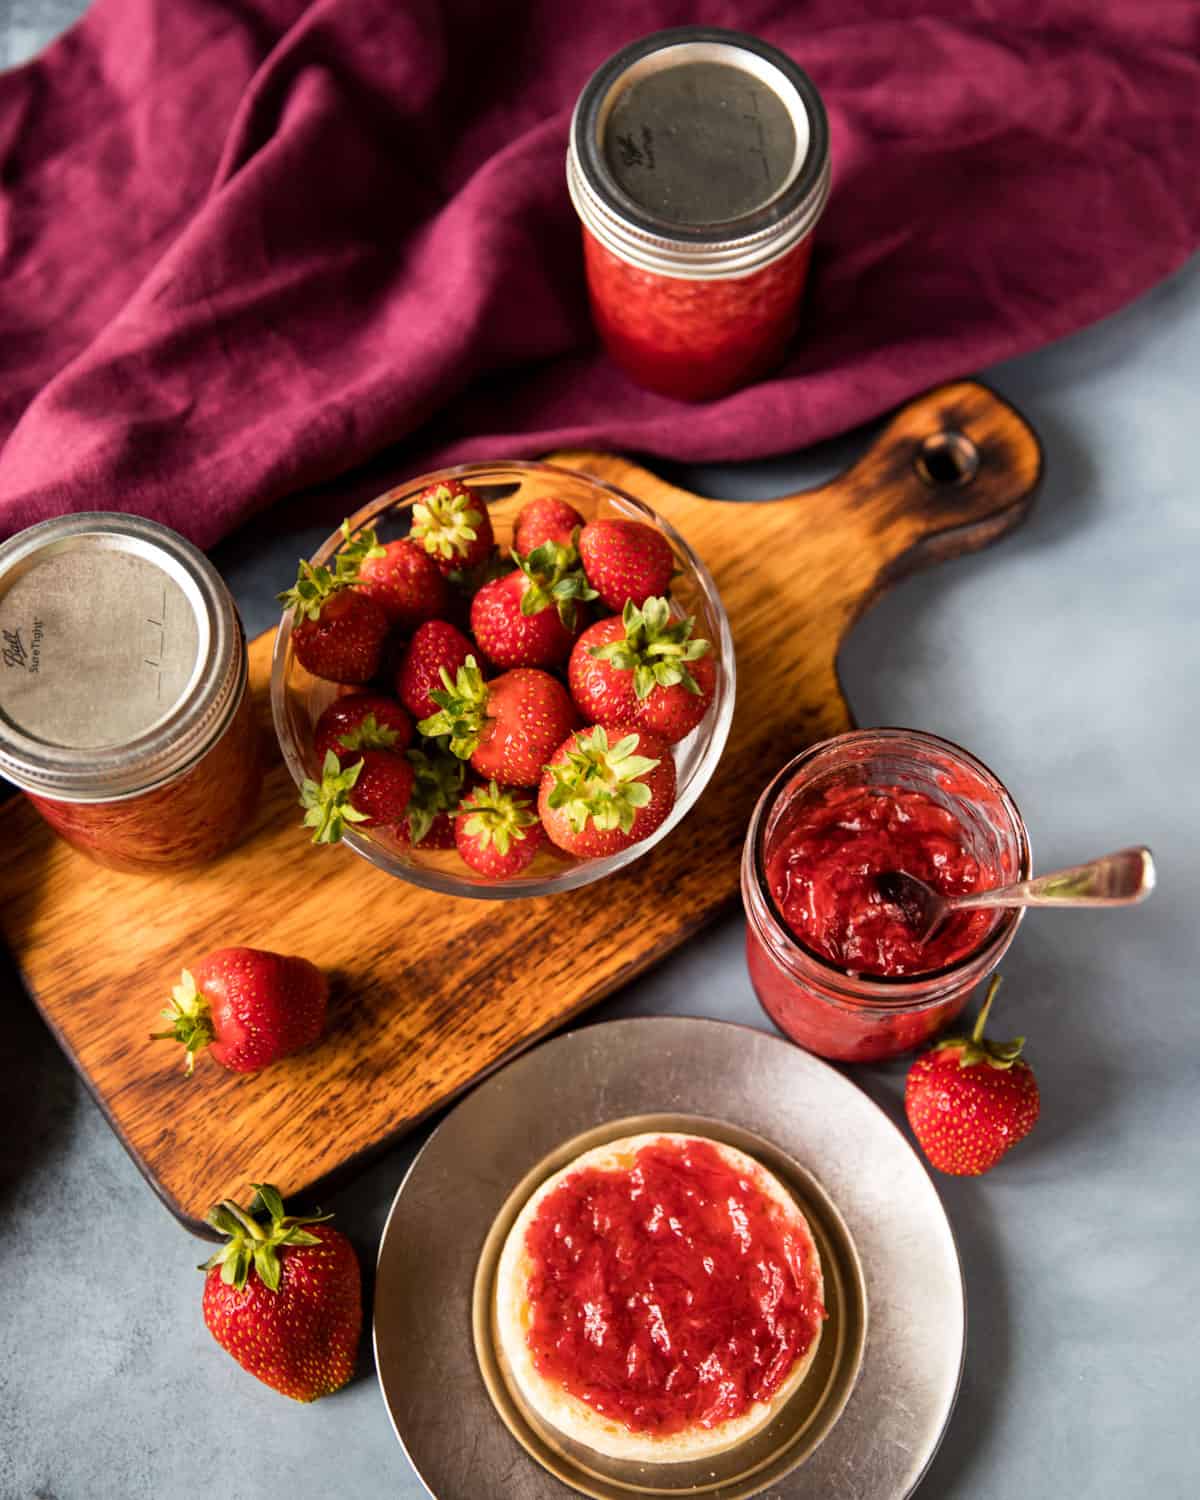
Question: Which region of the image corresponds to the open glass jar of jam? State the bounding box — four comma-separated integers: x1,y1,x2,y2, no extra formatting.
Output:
568,26,831,402
741,730,1031,1062
0,513,262,873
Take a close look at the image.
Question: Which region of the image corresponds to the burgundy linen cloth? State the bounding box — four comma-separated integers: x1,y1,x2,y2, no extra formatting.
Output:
0,0,1198,548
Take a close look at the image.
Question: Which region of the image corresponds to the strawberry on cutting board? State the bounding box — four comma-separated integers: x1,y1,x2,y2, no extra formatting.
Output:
152,948,327,1074
569,596,715,744
418,656,578,787
538,725,676,857
905,976,1040,1176
578,517,674,611
200,1183,361,1402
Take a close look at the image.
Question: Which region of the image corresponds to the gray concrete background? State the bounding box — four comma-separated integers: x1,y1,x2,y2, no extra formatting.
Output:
2,7,1198,1499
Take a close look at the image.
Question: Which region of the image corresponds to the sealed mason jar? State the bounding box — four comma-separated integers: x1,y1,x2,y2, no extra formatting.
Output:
741,730,1031,1062
0,513,263,873
567,26,831,402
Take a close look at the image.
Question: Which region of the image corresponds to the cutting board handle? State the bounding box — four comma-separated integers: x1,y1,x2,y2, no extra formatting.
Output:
557,380,1043,616
810,378,1045,585
555,380,1043,747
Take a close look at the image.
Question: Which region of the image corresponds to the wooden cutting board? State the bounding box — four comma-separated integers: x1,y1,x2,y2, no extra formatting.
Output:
0,381,1041,1235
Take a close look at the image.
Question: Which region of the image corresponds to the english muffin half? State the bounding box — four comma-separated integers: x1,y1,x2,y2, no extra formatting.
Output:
495,1131,826,1463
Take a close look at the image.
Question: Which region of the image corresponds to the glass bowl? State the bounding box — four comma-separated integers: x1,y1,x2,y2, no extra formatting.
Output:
271,461,735,899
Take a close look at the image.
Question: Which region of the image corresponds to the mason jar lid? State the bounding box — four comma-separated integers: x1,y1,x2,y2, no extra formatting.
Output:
0,512,246,802
568,26,831,280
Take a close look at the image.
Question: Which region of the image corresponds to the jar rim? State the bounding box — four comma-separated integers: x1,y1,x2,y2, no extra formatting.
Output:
745,728,1032,1003
569,26,831,280
0,513,246,802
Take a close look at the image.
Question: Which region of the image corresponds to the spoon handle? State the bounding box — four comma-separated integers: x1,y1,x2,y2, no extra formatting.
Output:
956,846,1156,911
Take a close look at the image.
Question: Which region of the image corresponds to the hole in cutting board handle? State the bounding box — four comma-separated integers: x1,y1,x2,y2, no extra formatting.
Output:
914,430,980,488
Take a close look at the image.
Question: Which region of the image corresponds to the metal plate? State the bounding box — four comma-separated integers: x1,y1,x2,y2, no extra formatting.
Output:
374,1018,965,1500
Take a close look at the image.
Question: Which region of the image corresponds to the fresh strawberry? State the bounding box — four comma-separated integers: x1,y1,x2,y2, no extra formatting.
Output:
569,597,715,744
279,522,390,684
396,619,476,720
453,780,545,878
409,478,494,576
514,496,586,555
286,588,390,686
402,745,466,848
538,725,676,857
469,541,597,669
578,517,674,611
357,537,449,628
567,617,638,726
313,694,413,763
152,948,327,1074
200,1183,361,1402
418,656,578,787
300,749,415,842
905,977,1040,1176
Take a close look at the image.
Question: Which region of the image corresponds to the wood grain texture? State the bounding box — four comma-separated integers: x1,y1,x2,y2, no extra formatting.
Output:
0,381,1042,1235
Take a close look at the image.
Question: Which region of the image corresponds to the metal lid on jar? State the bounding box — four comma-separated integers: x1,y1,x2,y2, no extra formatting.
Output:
0,513,246,802
568,27,831,280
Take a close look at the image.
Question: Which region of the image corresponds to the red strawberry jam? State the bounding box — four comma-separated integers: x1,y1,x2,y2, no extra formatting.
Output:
27,686,263,873
568,31,831,402
767,784,996,977
522,1137,825,1435
743,732,1028,1062
583,231,815,402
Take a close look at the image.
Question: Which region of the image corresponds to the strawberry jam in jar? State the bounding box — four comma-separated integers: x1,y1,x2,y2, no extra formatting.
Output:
741,730,1031,1062
0,513,262,873
568,27,831,401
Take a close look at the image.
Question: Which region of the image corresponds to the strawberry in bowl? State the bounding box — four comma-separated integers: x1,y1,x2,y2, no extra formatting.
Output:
569,597,716,745
418,657,578,788
313,694,413,762
539,727,676,857
270,462,734,898
470,540,597,670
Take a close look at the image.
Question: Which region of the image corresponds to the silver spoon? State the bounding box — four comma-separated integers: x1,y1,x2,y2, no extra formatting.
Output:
875,845,1156,945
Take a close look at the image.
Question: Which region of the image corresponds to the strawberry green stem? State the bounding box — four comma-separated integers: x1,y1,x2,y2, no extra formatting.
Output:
337,713,399,753
404,747,465,844
411,484,482,562
451,780,538,855
277,521,384,622
545,727,660,834
417,656,489,759
933,971,1025,1070
199,1183,332,1293
588,597,711,700
225,1201,267,1242
514,541,598,628
973,974,1002,1043
299,751,371,844
149,970,215,1076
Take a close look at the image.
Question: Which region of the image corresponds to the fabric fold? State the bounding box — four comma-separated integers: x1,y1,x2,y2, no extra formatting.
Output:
1,0,1197,546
